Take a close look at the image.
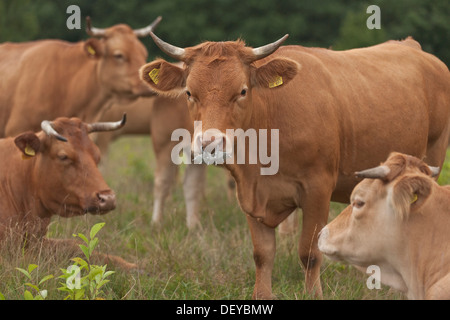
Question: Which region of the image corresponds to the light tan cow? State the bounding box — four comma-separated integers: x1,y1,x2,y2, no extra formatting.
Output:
318,152,450,299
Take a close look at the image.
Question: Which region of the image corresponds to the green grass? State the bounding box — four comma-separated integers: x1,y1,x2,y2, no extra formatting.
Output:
1,137,448,300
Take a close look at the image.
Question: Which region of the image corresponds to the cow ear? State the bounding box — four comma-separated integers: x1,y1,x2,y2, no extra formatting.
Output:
14,132,41,159
392,175,433,218
251,58,300,89
84,38,103,59
139,59,186,96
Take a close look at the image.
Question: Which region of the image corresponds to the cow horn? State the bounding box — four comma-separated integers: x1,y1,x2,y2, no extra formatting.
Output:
251,34,289,61
87,113,127,133
149,31,186,60
133,16,162,37
86,16,107,37
41,121,68,142
355,165,390,180
428,166,440,177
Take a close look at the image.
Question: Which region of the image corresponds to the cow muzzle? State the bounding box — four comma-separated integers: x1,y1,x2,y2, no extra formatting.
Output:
318,227,338,259
86,190,116,214
192,131,232,165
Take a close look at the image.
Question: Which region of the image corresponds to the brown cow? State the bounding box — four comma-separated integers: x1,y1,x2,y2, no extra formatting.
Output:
0,16,161,137
139,33,450,299
318,152,450,299
0,115,135,269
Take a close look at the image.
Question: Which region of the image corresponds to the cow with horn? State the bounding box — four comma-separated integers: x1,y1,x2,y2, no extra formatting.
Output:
319,152,450,299
0,114,138,270
0,16,161,137
139,32,450,299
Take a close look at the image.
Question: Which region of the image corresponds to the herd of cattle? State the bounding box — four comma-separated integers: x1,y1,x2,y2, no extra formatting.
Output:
0,16,449,300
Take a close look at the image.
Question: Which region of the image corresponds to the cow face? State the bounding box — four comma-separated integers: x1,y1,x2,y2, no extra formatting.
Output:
318,153,436,268
139,34,299,162
318,179,397,266
14,116,126,217
85,18,161,101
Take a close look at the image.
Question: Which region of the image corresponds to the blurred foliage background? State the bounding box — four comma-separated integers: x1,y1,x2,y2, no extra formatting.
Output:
0,0,449,65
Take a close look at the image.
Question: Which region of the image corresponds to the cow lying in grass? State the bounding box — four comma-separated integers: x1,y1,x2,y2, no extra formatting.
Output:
318,152,450,299
0,115,136,270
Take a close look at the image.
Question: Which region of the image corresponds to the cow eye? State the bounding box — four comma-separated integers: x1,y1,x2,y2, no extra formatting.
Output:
113,52,125,61
240,89,247,96
353,200,365,209
186,91,191,98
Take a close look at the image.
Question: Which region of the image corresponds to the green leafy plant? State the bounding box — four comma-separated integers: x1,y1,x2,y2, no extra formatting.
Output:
58,222,114,300
15,264,54,300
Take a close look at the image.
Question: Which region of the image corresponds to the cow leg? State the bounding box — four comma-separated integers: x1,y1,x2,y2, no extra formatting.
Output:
298,182,333,299
246,215,276,300
152,151,178,226
183,163,206,229
42,238,138,271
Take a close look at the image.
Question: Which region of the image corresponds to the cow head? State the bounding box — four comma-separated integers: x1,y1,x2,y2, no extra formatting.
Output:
139,32,299,162
318,152,440,267
84,16,161,100
13,115,127,217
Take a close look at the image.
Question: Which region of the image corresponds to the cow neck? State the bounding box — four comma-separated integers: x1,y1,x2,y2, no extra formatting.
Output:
0,142,45,221
225,90,279,222
401,189,450,299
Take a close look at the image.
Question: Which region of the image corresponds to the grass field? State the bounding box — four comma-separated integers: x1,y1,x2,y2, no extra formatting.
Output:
1,136,449,300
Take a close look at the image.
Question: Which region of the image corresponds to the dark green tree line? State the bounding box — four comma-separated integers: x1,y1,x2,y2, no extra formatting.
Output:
0,0,448,65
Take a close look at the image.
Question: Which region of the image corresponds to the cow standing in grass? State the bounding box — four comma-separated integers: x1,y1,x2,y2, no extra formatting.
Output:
0,17,161,137
94,95,208,229
0,115,136,270
140,33,450,299
319,152,450,299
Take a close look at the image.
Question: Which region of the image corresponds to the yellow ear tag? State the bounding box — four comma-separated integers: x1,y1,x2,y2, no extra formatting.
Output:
411,193,418,204
87,45,96,56
148,68,160,85
24,145,36,157
269,75,283,88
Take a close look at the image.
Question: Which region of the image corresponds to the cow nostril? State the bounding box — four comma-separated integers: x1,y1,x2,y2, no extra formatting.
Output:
96,191,116,211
